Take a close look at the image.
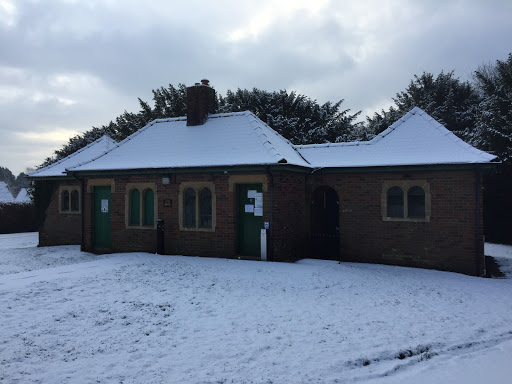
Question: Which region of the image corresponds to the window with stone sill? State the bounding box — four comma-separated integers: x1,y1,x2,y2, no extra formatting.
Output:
126,185,156,228
60,187,80,214
179,182,216,231
382,181,431,222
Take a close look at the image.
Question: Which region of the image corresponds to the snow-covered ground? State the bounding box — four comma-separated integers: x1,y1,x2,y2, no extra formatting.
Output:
1,233,511,383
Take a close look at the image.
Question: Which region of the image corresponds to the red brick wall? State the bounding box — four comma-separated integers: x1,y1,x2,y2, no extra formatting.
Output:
270,171,308,261
310,169,483,275
80,168,483,275
83,173,243,257
39,180,82,246
81,172,310,261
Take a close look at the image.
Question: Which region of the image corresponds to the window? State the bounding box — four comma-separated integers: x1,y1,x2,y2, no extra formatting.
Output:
130,189,141,225
61,190,70,211
387,186,404,218
59,187,80,213
143,189,155,226
126,184,156,228
382,181,430,222
199,187,212,228
184,188,196,228
408,186,425,218
179,182,216,231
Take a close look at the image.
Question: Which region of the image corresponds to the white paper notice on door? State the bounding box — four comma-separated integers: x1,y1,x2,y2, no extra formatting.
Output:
247,190,257,198
101,199,109,213
254,207,263,216
245,204,254,213
255,192,263,208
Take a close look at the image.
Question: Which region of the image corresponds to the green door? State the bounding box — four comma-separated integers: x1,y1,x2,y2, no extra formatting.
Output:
94,186,111,248
237,184,263,257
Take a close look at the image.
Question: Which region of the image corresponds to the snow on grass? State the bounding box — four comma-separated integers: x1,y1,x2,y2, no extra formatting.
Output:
0,232,116,276
1,234,512,383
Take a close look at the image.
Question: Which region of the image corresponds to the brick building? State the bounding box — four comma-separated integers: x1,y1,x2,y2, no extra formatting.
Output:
32,81,496,275
29,135,116,245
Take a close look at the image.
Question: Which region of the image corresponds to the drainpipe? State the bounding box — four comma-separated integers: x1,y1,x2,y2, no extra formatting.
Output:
71,172,85,252
475,167,486,277
266,167,274,262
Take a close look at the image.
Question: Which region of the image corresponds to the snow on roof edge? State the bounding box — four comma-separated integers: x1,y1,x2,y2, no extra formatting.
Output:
29,135,116,177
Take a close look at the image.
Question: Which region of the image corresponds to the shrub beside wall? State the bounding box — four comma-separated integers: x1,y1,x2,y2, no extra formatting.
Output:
0,203,37,234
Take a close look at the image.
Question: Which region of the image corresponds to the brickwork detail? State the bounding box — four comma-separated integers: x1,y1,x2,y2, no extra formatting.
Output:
40,180,82,246
73,169,483,275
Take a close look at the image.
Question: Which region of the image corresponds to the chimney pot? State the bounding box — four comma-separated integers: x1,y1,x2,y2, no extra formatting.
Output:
201,79,210,86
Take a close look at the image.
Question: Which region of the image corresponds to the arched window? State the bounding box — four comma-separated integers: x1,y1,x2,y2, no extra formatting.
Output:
408,186,425,218
130,189,140,225
199,187,212,228
184,188,196,228
387,186,404,218
61,190,70,211
71,190,80,212
143,189,154,226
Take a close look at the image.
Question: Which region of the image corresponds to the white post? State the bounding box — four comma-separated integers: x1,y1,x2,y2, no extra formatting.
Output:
260,229,267,261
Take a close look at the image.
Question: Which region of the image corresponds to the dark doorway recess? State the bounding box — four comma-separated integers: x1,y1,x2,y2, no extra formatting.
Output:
311,186,339,260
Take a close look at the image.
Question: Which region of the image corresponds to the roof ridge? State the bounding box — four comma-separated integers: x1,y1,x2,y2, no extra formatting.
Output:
408,107,497,160
369,107,423,144
30,135,115,176
246,112,285,162
244,111,310,164
294,140,372,149
414,108,495,160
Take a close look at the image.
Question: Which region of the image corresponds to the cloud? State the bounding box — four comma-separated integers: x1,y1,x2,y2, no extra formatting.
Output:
0,0,511,174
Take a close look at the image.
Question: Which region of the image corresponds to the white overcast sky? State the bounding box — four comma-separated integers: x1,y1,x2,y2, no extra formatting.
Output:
0,0,511,175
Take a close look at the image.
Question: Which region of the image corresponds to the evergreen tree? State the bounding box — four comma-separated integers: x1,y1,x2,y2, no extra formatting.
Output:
469,54,512,165
218,88,361,144
366,71,480,136
40,84,361,167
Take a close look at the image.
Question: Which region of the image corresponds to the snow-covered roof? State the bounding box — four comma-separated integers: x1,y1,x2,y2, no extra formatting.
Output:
295,107,497,168
0,182,14,203
14,188,31,203
69,112,310,172
29,136,117,178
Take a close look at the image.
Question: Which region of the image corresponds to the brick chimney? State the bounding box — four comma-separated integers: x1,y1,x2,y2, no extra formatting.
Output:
186,79,217,126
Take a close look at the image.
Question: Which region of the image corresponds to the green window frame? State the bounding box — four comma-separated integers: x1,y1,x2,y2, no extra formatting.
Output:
128,187,155,227
143,189,154,226
130,189,141,225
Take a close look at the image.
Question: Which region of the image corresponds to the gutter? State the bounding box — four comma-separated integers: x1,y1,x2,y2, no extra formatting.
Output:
475,167,486,277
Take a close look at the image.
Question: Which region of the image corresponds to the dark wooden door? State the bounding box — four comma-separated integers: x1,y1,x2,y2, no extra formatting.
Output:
237,184,262,257
311,187,339,260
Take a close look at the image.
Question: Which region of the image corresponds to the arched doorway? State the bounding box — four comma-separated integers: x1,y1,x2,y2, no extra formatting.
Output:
311,186,339,260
